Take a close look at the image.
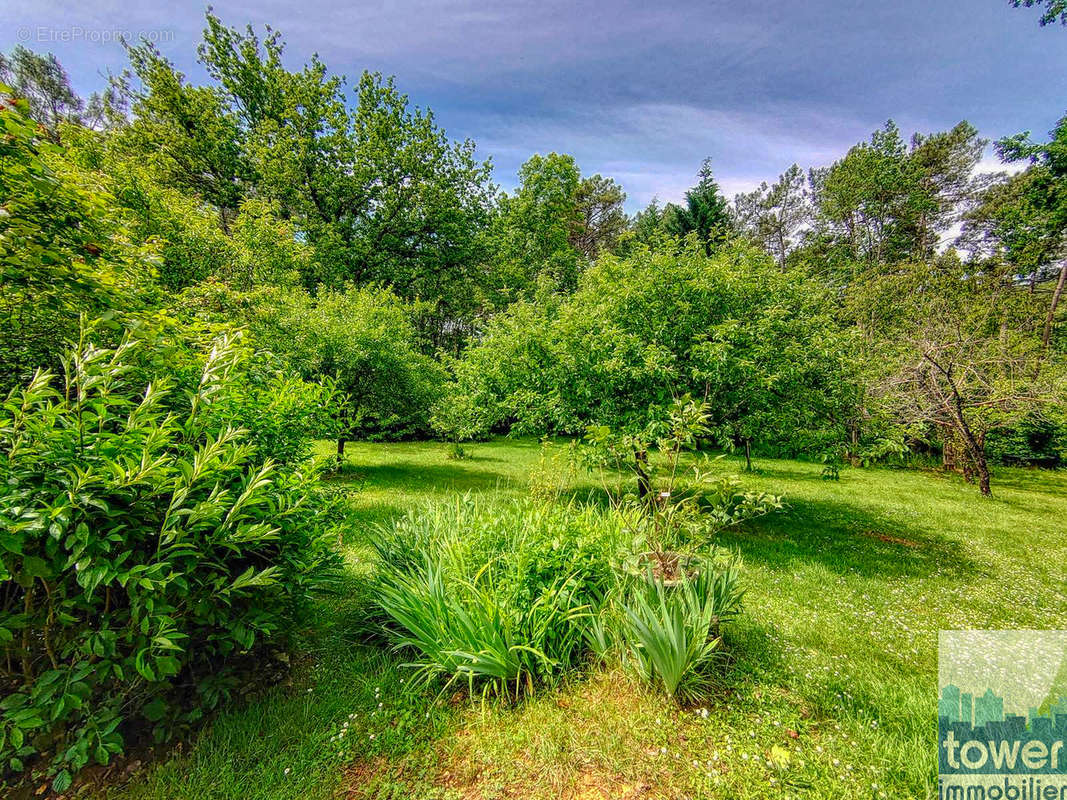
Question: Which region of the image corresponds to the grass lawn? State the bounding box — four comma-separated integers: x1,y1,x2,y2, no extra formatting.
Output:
98,438,1067,800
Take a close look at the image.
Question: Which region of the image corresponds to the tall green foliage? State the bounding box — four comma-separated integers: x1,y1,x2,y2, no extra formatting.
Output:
372,497,626,696
117,14,496,328
445,241,857,457
664,159,735,254
0,333,341,790
0,92,154,393
621,558,743,702
250,287,445,446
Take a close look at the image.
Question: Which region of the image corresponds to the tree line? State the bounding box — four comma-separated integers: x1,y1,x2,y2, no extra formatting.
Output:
1,9,1065,495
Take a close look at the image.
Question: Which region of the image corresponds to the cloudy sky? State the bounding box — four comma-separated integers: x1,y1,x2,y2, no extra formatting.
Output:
7,1,1066,210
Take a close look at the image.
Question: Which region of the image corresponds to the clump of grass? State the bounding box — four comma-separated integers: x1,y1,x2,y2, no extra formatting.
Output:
620,551,744,702
371,495,747,703
375,556,589,698
370,496,627,697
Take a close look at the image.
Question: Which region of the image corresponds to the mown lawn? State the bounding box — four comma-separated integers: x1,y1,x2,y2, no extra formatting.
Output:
98,438,1067,800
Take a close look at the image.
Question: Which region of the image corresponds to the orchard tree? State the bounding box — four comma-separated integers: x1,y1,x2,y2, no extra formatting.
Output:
249,287,445,456
863,260,1061,495
445,240,858,483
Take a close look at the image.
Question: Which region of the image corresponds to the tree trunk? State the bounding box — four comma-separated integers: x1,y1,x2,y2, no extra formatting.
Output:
744,438,753,472
1041,260,1067,351
634,448,651,503
975,452,992,497
948,416,991,497
942,425,966,475
336,438,346,464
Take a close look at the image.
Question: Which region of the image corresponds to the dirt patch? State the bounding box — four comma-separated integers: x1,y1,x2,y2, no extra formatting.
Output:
433,763,649,800
861,529,920,548
342,756,392,798
565,768,649,799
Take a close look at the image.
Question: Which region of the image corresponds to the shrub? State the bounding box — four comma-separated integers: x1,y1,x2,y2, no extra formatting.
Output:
620,550,744,702
249,286,446,445
581,398,783,567
985,414,1066,467
0,332,341,791
371,497,626,696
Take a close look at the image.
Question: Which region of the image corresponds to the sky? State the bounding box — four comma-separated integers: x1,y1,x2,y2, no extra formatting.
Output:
5,0,1067,211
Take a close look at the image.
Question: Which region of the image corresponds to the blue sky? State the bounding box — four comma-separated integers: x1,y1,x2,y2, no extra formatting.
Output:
6,0,1066,211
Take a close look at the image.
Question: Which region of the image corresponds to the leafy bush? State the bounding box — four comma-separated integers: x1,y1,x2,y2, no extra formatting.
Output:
0,332,341,791
371,497,626,696
0,92,155,394
620,551,744,702
985,414,1066,467
581,398,783,565
442,241,858,457
249,286,446,444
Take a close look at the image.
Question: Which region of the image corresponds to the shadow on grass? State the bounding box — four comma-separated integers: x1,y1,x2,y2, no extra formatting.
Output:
339,461,521,494
558,481,977,581
719,616,787,685
341,502,409,536
717,495,979,581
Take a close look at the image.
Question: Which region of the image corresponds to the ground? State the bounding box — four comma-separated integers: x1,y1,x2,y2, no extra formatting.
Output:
96,438,1067,800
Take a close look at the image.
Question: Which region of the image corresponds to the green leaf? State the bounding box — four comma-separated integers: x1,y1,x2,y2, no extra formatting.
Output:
52,769,72,793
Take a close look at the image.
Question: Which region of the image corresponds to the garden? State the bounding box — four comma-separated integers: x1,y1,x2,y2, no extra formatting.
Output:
1,8,1066,798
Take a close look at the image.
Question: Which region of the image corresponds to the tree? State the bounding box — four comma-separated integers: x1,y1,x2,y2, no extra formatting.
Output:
199,14,494,308
664,159,734,254
1011,0,1067,26
118,39,252,232
0,46,127,138
808,121,983,271
490,153,585,298
626,198,670,249
248,287,445,455
114,13,496,341
445,241,857,468
732,164,809,270
991,115,1067,351
0,47,83,140
570,174,627,260
862,260,1060,495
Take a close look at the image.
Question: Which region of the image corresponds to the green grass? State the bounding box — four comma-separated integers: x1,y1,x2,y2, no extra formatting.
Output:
97,439,1067,800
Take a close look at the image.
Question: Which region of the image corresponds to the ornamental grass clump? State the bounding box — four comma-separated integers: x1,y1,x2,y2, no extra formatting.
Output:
621,550,744,703
371,496,626,697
